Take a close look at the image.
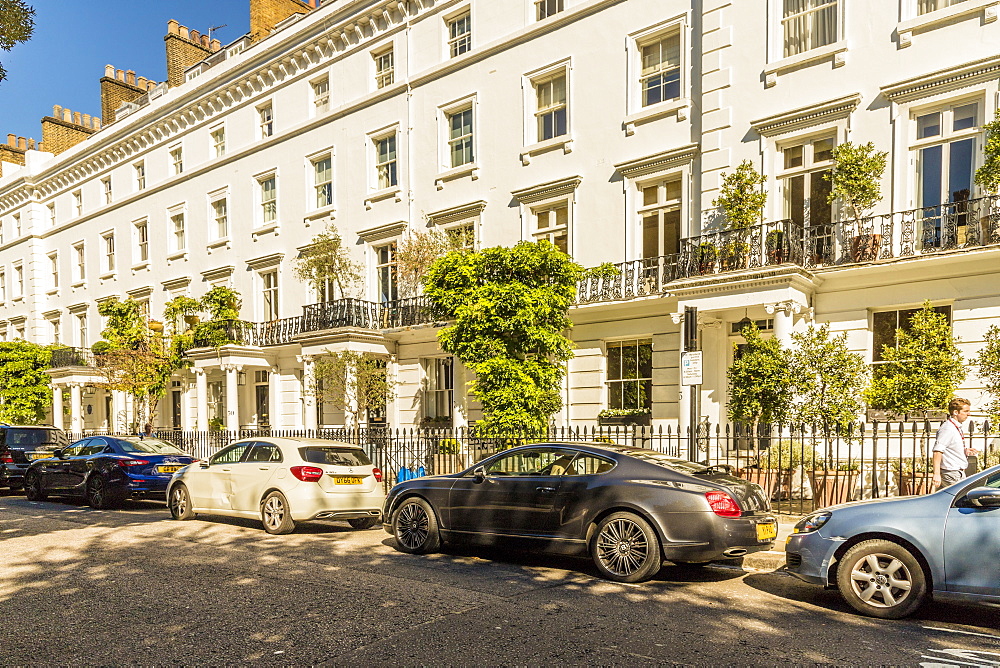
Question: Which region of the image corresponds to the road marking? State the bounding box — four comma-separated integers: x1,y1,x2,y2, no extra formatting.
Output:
920,649,1000,667
922,627,1000,641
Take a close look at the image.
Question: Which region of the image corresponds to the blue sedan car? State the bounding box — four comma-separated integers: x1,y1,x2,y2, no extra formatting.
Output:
786,464,1000,618
25,436,197,509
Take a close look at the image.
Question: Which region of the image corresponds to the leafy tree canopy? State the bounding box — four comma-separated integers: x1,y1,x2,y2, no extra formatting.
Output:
826,141,888,220
0,340,51,424
0,0,34,83
727,323,792,430
788,323,869,433
312,350,395,424
973,324,1000,422
292,224,361,299
975,108,1000,194
396,227,471,297
712,159,767,230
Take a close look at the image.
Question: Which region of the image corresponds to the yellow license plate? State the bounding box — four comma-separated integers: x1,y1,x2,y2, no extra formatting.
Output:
334,476,364,485
28,452,54,460
158,465,183,474
756,521,777,542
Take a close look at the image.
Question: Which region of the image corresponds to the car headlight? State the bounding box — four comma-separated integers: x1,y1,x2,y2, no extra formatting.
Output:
794,511,832,534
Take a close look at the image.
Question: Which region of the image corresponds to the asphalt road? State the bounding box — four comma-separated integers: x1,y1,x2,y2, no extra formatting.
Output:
1,491,999,667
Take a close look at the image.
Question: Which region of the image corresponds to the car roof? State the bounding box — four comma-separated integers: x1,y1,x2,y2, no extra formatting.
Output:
501,441,689,461
234,437,362,449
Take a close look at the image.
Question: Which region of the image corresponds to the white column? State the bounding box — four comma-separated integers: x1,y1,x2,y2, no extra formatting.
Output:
344,362,358,428
453,359,468,430
766,301,802,348
195,369,208,431
69,383,83,434
51,386,64,430
299,355,317,431
224,364,241,431
112,391,126,432
269,366,281,429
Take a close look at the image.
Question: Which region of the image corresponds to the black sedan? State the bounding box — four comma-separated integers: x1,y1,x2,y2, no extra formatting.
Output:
25,436,196,508
383,443,776,582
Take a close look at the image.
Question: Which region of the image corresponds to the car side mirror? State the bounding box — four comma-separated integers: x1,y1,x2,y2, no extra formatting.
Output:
473,466,486,483
199,461,210,469
965,487,1000,508
54,449,65,459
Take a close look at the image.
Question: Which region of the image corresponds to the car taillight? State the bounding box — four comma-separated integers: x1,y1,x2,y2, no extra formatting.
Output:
372,467,382,483
1,453,12,464
705,490,742,518
117,459,150,468
291,466,324,482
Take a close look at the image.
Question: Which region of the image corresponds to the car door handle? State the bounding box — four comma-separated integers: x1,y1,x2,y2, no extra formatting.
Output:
258,467,270,471
536,486,556,494
221,467,231,472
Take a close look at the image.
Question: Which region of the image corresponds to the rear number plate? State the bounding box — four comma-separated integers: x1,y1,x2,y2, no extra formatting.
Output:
27,452,53,460
158,465,183,474
756,521,777,542
334,476,364,485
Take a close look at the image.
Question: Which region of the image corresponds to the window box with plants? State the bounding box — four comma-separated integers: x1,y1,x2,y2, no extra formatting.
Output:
597,408,651,426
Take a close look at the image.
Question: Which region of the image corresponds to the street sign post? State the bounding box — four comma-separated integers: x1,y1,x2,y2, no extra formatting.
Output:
681,351,702,386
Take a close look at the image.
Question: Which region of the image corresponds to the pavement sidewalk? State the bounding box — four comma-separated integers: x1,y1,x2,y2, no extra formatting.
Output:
713,514,799,572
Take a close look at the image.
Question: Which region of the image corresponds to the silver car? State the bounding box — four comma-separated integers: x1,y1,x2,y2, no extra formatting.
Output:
786,465,1000,618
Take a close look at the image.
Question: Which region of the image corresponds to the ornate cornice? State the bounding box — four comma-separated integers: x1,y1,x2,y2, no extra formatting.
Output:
511,175,582,205
880,54,1000,103
614,144,699,179
427,200,487,226
750,94,861,137
357,220,407,243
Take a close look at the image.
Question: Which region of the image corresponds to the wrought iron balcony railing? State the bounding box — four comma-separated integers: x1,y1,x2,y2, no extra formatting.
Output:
49,347,97,368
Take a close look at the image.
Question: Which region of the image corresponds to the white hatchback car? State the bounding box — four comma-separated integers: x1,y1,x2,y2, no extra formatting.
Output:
166,438,385,534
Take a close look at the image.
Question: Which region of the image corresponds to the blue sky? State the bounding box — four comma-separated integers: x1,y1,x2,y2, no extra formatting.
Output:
0,1,250,143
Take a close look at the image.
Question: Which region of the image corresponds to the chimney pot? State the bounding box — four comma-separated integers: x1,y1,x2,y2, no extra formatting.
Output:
73,111,82,125
126,70,136,85
28,139,35,150
211,39,221,51
201,34,210,48
17,137,26,150
137,76,147,88
93,118,101,130
168,19,179,34
82,114,91,126
63,108,72,122
179,25,189,40
116,69,125,81
53,104,62,117
190,29,201,42
7,134,15,146
105,64,114,77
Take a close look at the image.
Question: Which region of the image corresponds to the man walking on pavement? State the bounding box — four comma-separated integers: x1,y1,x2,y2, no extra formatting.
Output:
932,397,977,490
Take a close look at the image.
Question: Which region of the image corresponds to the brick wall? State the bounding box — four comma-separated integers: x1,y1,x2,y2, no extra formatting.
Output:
250,0,314,43
100,66,156,125
41,106,99,155
164,20,218,87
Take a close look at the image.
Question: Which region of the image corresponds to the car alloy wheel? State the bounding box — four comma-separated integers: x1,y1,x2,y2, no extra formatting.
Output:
261,491,296,535
88,475,118,509
392,497,440,554
169,484,195,520
836,539,927,619
591,511,662,583
25,472,46,501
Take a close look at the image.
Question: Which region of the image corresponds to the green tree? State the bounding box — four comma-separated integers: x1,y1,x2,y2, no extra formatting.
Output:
973,324,1000,423
292,224,362,300
826,141,889,220
423,240,595,432
865,301,966,414
395,227,472,297
788,324,869,446
0,0,34,83
311,350,395,425
727,323,792,434
975,108,1000,194
0,341,51,423
713,159,767,230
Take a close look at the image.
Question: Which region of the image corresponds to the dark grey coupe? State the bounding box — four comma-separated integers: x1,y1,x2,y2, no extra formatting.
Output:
383,443,777,582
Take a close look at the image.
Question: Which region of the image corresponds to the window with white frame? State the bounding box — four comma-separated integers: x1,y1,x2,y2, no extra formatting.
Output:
447,107,474,168
639,178,682,262
0,270,5,302
14,322,24,340
49,318,61,345
313,156,333,208
134,220,148,263
259,175,277,224
536,0,564,20
12,213,20,236
259,104,274,139
134,161,146,191
782,0,839,57
374,48,394,89
261,270,279,321
170,146,183,175
13,263,23,297
171,212,186,252
77,313,88,347
606,339,653,411
534,72,568,142
913,101,980,248
872,305,952,365
212,198,229,239
48,253,58,290
375,134,398,189
532,202,569,253
211,127,226,157
103,233,115,273
73,191,82,216
447,11,471,57
73,242,86,281
375,242,398,303
424,357,454,422
312,78,330,114
780,135,834,256
446,223,476,251
102,177,112,204
639,32,680,107
918,0,969,14
47,203,56,226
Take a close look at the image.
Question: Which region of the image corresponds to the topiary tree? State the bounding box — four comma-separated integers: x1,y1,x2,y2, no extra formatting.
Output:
0,341,51,424
975,108,1000,195
713,159,767,230
865,301,966,414
727,322,792,437
826,141,889,221
293,223,362,301
423,240,598,433
973,324,1000,423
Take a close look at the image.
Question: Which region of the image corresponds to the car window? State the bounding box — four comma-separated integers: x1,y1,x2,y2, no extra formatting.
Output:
298,447,371,466
565,454,616,475
210,444,251,465
80,443,107,456
62,441,88,457
982,471,1000,489
624,449,709,474
6,429,68,449
485,448,575,476
115,438,186,455
248,443,282,463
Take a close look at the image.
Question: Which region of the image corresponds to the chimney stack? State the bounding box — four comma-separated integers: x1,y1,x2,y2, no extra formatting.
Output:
164,19,215,87
100,63,158,125
41,105,100,155
250,0,314,43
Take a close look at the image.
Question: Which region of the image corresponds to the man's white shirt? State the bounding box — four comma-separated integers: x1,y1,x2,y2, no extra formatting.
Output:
933,418,967,471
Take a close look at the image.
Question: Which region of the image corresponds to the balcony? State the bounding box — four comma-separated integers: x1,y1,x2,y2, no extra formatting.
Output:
49,347,97,368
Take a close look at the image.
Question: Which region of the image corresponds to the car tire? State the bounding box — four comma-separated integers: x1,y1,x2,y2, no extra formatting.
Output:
87,475,122,509
168,483,196,521
348,517,380,530
836,539,928,619
591,511,662,583
261,491,296,535
391,497,440,554
25,471,46,501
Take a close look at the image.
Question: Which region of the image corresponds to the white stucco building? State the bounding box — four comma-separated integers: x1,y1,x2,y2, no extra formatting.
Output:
0,0,998,434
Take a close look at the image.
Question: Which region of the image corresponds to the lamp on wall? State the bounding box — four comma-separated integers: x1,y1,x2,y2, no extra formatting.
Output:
736,308,753,332
237,371,246,386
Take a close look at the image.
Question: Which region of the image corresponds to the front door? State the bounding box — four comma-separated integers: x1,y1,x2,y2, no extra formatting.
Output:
447,447,575,536
943,470,1000,595
171,391,182,429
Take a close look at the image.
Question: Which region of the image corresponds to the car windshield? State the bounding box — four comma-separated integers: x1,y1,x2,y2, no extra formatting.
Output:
624,450,710,474
6,429,68,448
299,447,371,466
116,438,186,455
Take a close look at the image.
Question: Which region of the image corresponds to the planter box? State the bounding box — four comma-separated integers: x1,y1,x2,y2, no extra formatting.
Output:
867,409,905,422
598,414,651,427
850,234,881,262
738,468,792,500
809,470,860,508
897,471,933,496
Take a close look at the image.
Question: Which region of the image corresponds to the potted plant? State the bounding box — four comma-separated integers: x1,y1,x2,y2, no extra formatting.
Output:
697,242,718,274
428,437,465,475
827,142,888,263
892,458,933,496
741,440,818,501
597,407,651,427
809,460,860,508
765,229,787,264
720,239,750,270
713,161,767,272
975,108,1000,244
